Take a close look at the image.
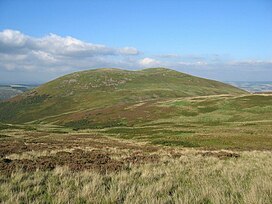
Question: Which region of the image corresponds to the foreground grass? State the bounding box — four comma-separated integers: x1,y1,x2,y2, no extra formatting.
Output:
1,151,271,204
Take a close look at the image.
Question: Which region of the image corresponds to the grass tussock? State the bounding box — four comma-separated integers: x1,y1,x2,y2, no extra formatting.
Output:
0,151,271,204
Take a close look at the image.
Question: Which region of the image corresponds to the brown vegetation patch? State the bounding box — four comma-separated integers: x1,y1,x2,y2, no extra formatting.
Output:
198,151,240,159
124,152,160,164
169,152,184,158
0,141,29,158
0,149,124,174
0,148,163,175
63,100,176,127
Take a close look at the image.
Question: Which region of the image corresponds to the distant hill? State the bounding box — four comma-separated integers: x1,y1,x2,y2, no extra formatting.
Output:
226,81,272,93
0,86,22,101
0,84,38,101
0,68,247,124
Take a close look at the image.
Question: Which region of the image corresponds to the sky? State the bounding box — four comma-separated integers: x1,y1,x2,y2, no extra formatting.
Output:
0,0,271,83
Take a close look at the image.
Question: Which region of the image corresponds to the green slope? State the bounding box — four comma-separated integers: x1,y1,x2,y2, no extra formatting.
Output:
0,68,247,124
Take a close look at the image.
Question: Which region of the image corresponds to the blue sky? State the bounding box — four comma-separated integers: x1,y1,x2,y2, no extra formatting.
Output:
0,0,271,83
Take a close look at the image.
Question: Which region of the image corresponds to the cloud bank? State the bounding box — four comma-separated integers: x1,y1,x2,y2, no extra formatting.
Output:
0,29,141,72
0,29,271,82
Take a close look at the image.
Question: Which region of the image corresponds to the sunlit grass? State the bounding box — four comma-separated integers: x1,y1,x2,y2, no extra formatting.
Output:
1,151,271,204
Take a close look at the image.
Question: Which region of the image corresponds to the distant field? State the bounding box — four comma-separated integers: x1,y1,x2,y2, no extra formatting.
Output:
0,84,38,101
227,81,272,93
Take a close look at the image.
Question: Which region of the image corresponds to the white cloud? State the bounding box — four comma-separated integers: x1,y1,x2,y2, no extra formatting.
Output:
31,50,57,63
139,57,160,67
228,60,272,66
119,47,139,55
0,29,27,47
0,29,271,82
0,29,140,73
34,33,118,57
156,54,180,59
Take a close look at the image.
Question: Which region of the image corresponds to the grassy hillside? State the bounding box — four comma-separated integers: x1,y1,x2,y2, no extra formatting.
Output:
98,94,272,150
0,68,246,124
0,68,271,203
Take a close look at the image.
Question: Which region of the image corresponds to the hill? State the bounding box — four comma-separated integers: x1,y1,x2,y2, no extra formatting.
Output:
0,68,247,124
0,86,22,101
0,84,38,101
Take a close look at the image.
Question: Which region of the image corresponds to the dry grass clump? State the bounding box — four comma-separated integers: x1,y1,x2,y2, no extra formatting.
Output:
0,151,271,204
